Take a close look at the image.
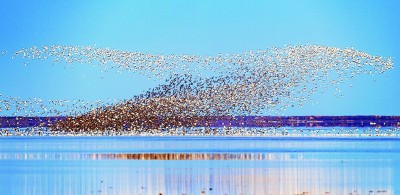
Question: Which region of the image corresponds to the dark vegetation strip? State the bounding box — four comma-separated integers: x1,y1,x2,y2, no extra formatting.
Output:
1,116,399,128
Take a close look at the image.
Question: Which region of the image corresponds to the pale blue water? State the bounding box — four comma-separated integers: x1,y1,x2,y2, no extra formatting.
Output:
0,136,399,195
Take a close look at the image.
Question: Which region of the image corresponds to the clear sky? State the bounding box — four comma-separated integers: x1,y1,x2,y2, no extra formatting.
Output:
0,0,399,116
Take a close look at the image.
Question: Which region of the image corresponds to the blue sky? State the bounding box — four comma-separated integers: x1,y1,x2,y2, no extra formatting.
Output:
0,0,399,116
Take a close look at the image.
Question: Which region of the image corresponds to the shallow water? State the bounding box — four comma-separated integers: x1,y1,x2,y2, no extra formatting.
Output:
0,136,399,195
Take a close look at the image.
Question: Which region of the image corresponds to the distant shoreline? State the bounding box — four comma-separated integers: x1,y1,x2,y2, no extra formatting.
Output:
1,116,399,128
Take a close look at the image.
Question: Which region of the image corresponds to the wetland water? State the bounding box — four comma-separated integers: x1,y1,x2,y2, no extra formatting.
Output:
0,135,399,195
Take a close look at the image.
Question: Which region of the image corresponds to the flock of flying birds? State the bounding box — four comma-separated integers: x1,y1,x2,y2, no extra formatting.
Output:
0,45,394,136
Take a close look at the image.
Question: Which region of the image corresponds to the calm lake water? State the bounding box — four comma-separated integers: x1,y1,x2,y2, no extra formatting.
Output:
0,136,399,195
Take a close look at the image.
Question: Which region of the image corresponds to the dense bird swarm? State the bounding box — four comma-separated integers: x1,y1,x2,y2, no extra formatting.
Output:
0,45,394,134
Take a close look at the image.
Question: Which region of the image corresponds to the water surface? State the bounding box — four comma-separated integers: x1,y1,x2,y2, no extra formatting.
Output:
0,136,399,194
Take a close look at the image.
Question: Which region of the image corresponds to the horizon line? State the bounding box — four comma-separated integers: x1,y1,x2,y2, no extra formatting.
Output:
1,115,400,129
